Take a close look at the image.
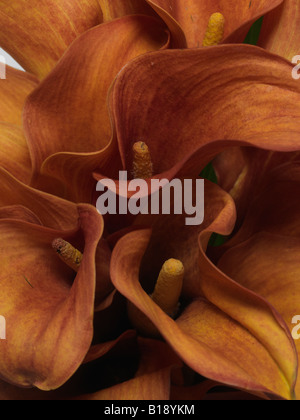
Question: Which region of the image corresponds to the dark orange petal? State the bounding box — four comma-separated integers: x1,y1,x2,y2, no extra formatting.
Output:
258,0,300,61
110,229,297,399
0,167,112,301
218,232,300,398
99,0,156,21
0,67,38,125
0,204,104,390
146,0,283,47
0,168,79,230
213,149,300,229
134,180,236,299
197,230,298,399
213,147,247,195
213,160,300,258
111,45,300,179
176,298,293,399
0,124,31,184
23,15,169,199
0,0,103,79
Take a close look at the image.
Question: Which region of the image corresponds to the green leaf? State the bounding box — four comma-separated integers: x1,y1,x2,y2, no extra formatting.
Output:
200,162,218,184
244,16,264,45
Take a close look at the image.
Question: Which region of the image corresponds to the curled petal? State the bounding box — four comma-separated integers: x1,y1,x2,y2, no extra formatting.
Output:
0,204,104,390
198,230,298,399
111,45,300,178
23,15,170,197
134,180,236,299
110,229,297,399
146,0,283,47
218,232,300,398
0,0,103,79
0,168,79,230
213,160,300,259
213,149,300,228
99,0,156,21
176,298,294,399
258,0,300,61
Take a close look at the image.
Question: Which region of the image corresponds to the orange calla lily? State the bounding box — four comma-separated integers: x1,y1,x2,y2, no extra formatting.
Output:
23,44,300,206
111,184,297,399
0,201,105,390
208,160,300,398
91,44,300,200
144,0,284,47
213,148,300,229
23,14,169,201
98,0,157,22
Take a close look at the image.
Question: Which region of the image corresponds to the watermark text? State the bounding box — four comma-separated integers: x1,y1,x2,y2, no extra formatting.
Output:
0,315,6,340
0,55,6,79
96,171,205,226
292,55,300,80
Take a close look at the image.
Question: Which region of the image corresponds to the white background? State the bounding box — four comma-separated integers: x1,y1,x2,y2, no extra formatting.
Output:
0,47,24,71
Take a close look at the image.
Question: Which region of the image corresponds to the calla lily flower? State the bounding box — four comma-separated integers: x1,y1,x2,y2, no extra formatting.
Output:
92,45,300,194
1,0,300,401
209,158,300,398
23,44,300,207
109,179,297,400
0,186,106,389
143,0,284,47
22,13,170,200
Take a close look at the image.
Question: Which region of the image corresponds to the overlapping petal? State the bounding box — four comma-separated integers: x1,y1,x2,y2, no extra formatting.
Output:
0,204,104,390
109,182,297,399
204,157,300,399
213,148,300,228
99,0,156,21
0,330,137,399
0,0,103,79
258,0,300,61
110,227,297,399
134,180,236,298
23,15,170,201
146,0,283,47
218,232,300,398
110,45,300,182
0,167,78,230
